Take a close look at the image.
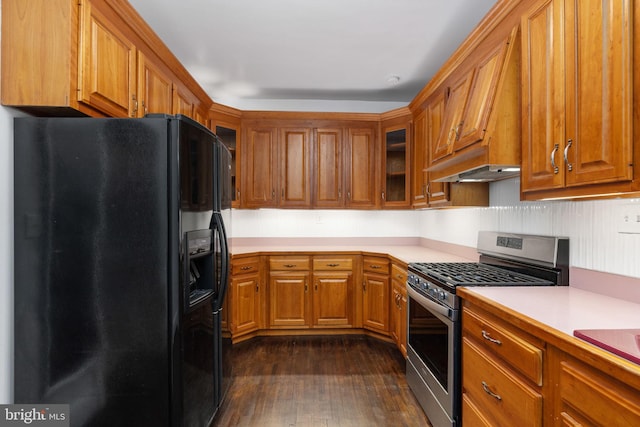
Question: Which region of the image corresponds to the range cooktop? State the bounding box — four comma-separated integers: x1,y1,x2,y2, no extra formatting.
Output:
408,262,553,287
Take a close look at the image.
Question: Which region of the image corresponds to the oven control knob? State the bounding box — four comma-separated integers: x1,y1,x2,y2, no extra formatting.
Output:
438,290,446,301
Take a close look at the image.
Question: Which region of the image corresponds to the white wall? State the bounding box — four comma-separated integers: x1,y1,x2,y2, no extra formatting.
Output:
417,178,640,278
232,179,640,279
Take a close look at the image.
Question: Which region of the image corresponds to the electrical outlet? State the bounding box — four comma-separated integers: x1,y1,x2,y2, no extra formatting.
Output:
618,204,640,234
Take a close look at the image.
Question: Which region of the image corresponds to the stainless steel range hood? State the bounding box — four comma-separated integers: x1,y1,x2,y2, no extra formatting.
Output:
432,165,520,182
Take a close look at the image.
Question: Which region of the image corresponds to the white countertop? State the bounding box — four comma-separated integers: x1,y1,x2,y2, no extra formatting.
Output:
464,286,640,336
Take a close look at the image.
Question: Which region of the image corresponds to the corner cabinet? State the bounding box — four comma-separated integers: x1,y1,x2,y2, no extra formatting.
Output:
521,0,636,200
229,256,264,342
362,257,390,334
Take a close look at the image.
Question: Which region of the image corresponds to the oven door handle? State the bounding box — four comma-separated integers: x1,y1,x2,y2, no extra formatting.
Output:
408,286,455,321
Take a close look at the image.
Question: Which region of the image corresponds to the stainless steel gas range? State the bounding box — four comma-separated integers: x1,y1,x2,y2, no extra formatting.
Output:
405,231,569,427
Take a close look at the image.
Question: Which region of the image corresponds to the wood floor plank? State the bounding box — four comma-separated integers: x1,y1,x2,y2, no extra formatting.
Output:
212,335,432,427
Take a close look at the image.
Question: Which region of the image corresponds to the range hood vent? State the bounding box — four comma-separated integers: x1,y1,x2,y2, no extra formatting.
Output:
433,165,520,183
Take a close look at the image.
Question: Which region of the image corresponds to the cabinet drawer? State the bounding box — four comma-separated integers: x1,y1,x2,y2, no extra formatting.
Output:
391,263,407,284
462,337,542,427
363,257,389,274
312,257,353,271
270,256,311,271
557,354,640,427
232,256,260,276
462,306,544,385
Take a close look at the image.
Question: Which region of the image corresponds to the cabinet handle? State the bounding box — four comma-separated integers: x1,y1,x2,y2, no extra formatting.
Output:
256,283,259,292
481,330,502,345
283,264,296,268
363,281,367,292
315,282,318,291
281,189,284,198
240,266,254,271
326,263,339,267
142,100,147,116
131,94,138,118
304,282,308,292
481,381,502,401
381,191,385,200
369,265,382,269
347,191,351,200
425,183,430,197
338,189,342,198
550,143,559,174
564,139,573,171
271,190,275,199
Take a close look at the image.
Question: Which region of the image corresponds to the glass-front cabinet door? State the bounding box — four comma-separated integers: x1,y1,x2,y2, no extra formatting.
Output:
382,124,410,208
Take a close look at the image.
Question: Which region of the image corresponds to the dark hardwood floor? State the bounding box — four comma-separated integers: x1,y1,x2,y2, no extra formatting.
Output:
212,335,432,427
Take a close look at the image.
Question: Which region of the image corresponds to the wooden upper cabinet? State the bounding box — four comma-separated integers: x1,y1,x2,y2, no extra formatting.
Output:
345,127,378,208
521,0,634,198
432,71,474,163
136,51,172,116
411,109,428,208
382,121,411,209
1,0,78,110
425,91,450,206
78,0,136,117
280,128,312,208
242,126,278,208
454,40,509,151
314,128,345,208
172,84,196,118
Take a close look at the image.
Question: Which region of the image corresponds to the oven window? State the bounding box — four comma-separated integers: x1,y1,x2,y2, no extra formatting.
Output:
409,297,450,389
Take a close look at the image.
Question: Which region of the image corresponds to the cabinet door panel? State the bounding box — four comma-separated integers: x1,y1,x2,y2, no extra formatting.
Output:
347,128,377,207
432,71,473,163
411,109,428,208
363,273,389,333
521,0,565,192
313,272,352,327
280,128,311,207
269,272,310,328
137,52,172,116
426,91,450,205
564,0,633,186
455,41,507,151
231,275,260,335
243,127,277,208
79,1,135,117
314,128,344,207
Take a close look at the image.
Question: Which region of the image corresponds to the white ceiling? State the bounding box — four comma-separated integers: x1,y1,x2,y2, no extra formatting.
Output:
128,0,497,112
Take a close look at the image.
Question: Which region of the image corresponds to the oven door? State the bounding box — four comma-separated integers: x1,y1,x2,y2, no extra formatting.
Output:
406,286,460,427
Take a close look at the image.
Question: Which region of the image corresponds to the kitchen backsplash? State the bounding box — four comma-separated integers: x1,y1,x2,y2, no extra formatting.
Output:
231,178,640,279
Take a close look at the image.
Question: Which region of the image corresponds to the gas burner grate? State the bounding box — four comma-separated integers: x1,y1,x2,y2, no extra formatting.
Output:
409,262,553,287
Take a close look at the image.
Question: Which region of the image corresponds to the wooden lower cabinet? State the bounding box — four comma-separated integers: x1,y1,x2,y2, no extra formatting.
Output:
312,256,355,328
460,292,640,427
269,256,312,328
362,257,390,334
229,256,264,340
390,263,408,357
230,252,410,354
549,347,640,427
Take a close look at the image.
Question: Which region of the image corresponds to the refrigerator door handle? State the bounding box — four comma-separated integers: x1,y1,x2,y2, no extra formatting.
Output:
212,212,230,310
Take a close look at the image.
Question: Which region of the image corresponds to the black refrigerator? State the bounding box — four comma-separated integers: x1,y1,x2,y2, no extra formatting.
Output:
13,115,232,427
